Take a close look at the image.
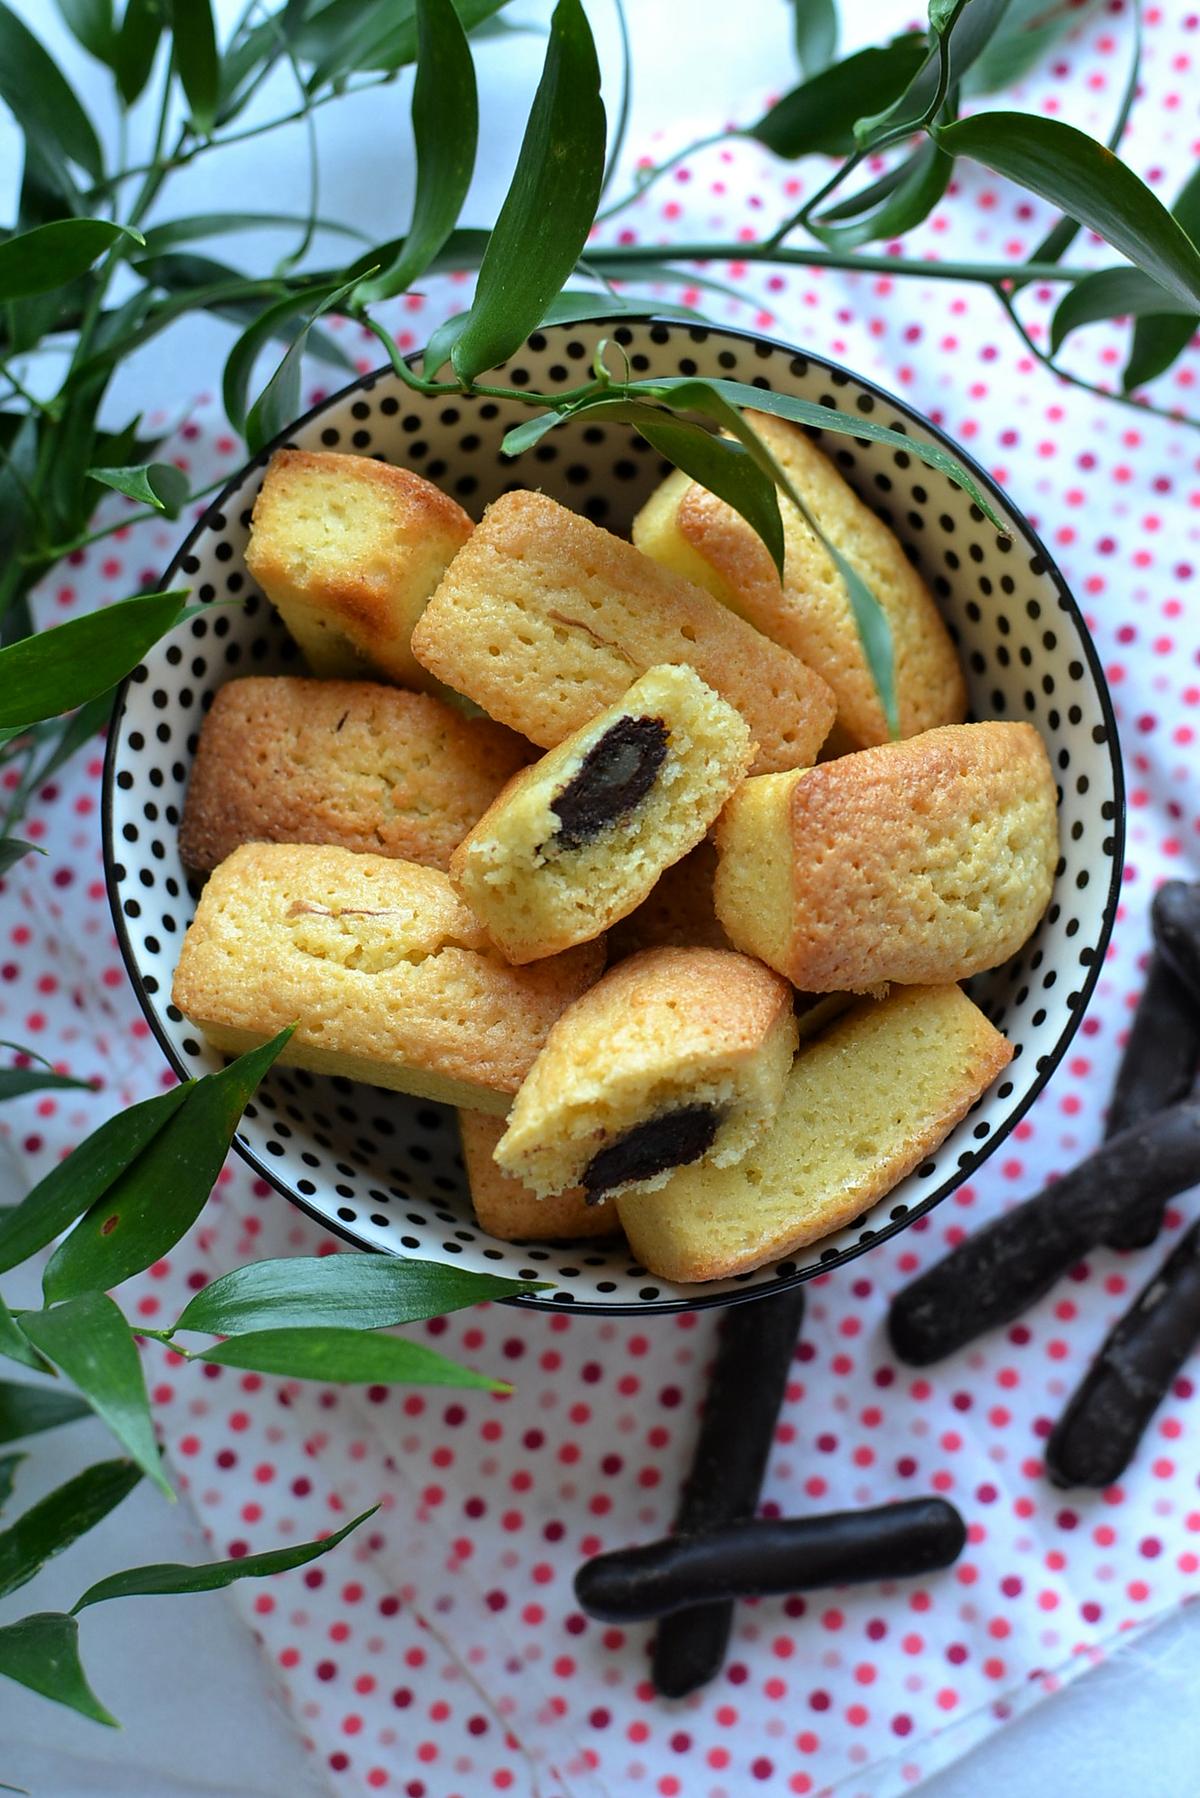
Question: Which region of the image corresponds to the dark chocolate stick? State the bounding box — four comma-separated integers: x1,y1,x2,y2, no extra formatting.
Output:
1152,880,1200,1009
888,1101,1200,1366
575,1499,966,1623
651,1289,806,1698
1046,1219,1200,1488
1102,952,1200,1248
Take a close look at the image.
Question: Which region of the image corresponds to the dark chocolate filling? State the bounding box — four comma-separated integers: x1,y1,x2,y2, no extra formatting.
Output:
582,1103,720,1200
549,715,669,850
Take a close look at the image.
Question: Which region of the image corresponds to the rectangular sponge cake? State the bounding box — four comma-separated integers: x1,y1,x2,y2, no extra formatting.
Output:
178,676,530,875
245,449,473,690
617,984,1013,1282
172,843,604,1115
458,1111,620,1243
409,490,835,775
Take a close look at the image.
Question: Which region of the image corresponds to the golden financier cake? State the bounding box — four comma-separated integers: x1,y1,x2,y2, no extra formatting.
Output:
494,947,798,1202
458,1111,620,1243
713,721,1058,991
244,449,472,689
409,490,835,775
633,411,967,752
606,841,731,963
178,676,531,875
449,665,753,963
618,984,1012,1282
171,843,603,1115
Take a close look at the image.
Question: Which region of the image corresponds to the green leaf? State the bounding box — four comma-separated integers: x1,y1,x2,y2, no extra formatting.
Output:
747,37,925,160
0,220,141,303
790,0,838,76
635,414,785,575
13,690,116,801
223,278,349,440
87,462,190,518
137,211,369,256
0,1460,141,1603
936,111,1200,311
42,1032,293,1306
0,1453,23,1512
1049,267,1197,356
114,0,164,107
0,1064,91,1102
0,1380,91,1444
963,0,1075,95
0,1,104,183
425,289,701,374
18,1294,171,1496
198,1327,508,1390
1124,160,1200,391
808,140,953,250
173,1256,542,1338
0,591,190,731
853,0,1013,149
0,1299,49,1375
303,0,511,86
54,0,115,62
0,1083,191,1278
355,0,478,303
0,1613,117,1725
73,1505,376,1610
169,0,220,134
451,0,606,383
0,842,42,879
245,274,363,453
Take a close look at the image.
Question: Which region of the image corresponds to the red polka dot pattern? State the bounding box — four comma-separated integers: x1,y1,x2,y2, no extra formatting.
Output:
3,6,1199,1791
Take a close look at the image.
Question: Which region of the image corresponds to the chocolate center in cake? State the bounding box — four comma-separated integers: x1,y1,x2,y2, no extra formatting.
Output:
582,1103,721,1201
550,716,669,849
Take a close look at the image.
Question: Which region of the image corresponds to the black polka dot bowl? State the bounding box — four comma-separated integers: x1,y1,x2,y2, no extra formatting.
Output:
103,317,1123,1314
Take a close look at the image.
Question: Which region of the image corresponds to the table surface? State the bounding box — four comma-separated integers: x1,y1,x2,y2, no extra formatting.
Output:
3,3,1199,1794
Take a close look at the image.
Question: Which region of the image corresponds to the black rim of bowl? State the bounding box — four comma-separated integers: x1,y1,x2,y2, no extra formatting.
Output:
101,315,1127,1316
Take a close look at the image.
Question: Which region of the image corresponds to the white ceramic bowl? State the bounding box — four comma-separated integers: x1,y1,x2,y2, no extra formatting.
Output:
103,317,1124,1313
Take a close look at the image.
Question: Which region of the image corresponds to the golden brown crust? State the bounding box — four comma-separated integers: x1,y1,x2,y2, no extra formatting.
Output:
661,413,967,749
714,722,1059,990
245,449,473,688
171,842,604,1111
409,490,835,774
458,1111,620,1242
178,677,530,875
617,984,1014,1281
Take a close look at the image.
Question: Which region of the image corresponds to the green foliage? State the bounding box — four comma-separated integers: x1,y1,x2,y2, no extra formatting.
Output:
197,1326,510,1388
0,592,190,729
0,1460,141,1601
0,1379,92,1445
0,1614,117,1725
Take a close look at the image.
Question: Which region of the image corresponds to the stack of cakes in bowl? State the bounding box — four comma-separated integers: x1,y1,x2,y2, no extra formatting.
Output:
172,425,1057,1284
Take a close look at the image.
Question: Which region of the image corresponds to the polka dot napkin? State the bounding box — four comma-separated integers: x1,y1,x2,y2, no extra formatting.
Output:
2,3,1198,1793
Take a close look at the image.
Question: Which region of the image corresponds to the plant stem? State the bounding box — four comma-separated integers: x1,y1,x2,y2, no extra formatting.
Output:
995,286,1200,430
592,240,1088,286
20,476,231,570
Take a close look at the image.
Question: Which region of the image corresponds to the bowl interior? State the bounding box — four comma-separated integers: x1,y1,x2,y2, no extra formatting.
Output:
104,319,1123,1313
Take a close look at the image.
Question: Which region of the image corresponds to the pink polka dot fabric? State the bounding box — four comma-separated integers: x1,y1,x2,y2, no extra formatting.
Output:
3,4,1199,1791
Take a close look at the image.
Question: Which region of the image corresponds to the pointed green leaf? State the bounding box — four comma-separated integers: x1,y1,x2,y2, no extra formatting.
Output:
198,1327,508,1390
452,0,606,382
173,1256,543,1338
853,0,1012,149
0,591,191,731
303,0,511,86
74,1505,376,1610
114,0,163,106
0,1065,91,1101
170,0,220,134
808,140,953,251
54,0,115,62
0,1460,141,1602
43,1032,294,1305
747,37,925,160
356,0,478,302
0,1453,23,1512
245,273,366,452
0,1613,117,1725
87,462,190,518
0,1083,191,1278
0,842,42,879
0,220,141,303
18,1296,170,1496
1123,161,1200,391
0,2,104,182
936,111,1200,311
223,279,350,441
0,1379,91,1444
137,211,369,256
1050,267,1197,356
0,1301,48,1374
790,0,837,76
